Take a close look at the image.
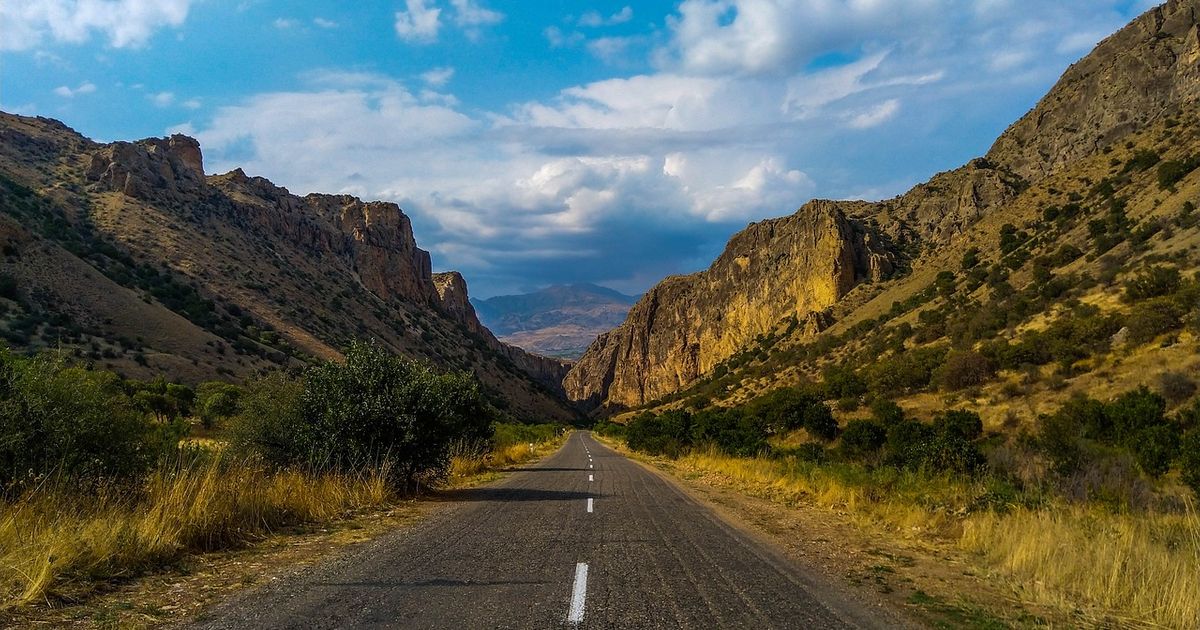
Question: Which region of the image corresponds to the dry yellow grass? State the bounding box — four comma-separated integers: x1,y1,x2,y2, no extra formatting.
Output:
449,433,568,479
0,456,393,608
671,448,1200,629
1,431,568,610
962,506,1200,629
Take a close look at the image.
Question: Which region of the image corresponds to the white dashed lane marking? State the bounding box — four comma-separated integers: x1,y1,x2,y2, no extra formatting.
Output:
567,562,588,624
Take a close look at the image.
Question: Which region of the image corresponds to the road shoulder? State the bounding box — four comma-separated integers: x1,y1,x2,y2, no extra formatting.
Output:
1,439,568,629
599,436,1048,629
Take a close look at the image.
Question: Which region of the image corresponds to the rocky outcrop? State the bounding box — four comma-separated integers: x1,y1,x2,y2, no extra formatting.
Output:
86,135,206,199
987,0,1200,181
316,195,436,305
564,203,896,410
433,271,572,394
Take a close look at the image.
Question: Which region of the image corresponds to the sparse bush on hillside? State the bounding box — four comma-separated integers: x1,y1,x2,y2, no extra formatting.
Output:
1125,149,1161,172
935,350,995,391
865,346,948,398
839,419,887,460
1124,300,1184,344
935,270,957,297
1157,371,1197,406
961,247,981,270
869,399,906,425
1156,155,1199,189
1123,265,1182,302
821,364,867,400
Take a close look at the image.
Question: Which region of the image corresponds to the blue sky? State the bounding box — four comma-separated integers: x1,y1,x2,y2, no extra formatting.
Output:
1,0,1159,297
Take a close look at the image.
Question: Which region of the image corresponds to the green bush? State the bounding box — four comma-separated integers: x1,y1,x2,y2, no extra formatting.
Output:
196,381,242,428
690,408,767,457
231,341,495,485
869,399,906,425
492,422,563,448
1105,387,1167,444
865,346,948,397
744,387,834,439
0,351,169,491
935,351,995,391
1123,266,1181,302
1125,300,1185,344
801,402,839,442
1181,429,1200,496
1131,424,1179,478
840,419,887,460
885,419,933,469
822,364,867,399
626,410,692,457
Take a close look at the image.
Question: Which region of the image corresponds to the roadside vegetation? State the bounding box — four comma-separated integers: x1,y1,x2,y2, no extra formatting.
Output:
0,341,566,609
600,366,1200,627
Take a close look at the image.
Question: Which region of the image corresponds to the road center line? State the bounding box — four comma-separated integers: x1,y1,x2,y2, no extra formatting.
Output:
586,498,593,513
567,562,588,624
589,474,594,482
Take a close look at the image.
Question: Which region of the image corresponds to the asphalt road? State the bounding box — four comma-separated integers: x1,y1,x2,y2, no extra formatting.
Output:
189,432,900,629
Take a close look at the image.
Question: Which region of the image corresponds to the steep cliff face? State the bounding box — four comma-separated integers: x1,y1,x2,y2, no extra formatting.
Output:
564,203,895,410
987,0,1200,181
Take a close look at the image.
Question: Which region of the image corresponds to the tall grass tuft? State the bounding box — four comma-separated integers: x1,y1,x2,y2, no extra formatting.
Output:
961,504,1200,629
670,446,1200,629
0,454,393,608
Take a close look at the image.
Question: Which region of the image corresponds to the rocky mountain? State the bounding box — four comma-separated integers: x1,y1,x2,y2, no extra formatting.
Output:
566,0,1200,414
0,113,576,422
472,283,637,359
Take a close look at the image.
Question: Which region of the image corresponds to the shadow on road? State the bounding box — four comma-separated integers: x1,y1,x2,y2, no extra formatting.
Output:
314,578,548,588
502,467,583,472
430,487,592,502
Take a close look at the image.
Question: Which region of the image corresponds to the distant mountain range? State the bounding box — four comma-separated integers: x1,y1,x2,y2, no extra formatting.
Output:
472,284,637,359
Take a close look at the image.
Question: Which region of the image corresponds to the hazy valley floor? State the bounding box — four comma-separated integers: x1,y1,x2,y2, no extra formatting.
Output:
186,432,902,629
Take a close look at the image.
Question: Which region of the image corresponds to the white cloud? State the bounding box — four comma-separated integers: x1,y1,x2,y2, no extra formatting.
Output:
313,17,338,29
182,98,202,109
395,0,441,43
587,36,639,63
579,6,633,28
421,67,455,87
846,99,900,129
273,18,298,30
545,26,584,48
0,0,193,51
151,91,175,107
179,1,1159,295
52,81,96,98
450,0,503,26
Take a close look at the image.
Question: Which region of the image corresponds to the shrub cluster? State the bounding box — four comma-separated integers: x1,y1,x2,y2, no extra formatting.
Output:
0,351,177,492
231,341,496,486
1038,387,1196,483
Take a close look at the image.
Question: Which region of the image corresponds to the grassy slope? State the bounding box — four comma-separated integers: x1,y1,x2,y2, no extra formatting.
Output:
630,103,1200,433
